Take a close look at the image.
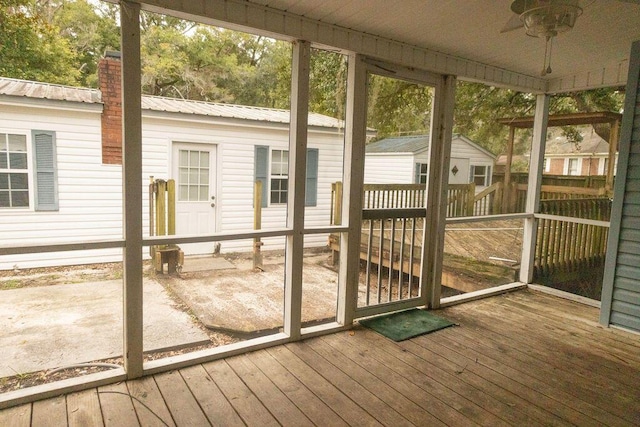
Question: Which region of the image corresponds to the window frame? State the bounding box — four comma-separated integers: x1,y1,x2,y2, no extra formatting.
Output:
270,149,289,205
567,157,580,176
0,131,30,209
415,162,428,184
470,164,491,186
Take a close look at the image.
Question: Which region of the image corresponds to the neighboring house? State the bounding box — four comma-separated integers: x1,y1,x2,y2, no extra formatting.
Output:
364,134,496,189
543,127,617,176
0,53,345,269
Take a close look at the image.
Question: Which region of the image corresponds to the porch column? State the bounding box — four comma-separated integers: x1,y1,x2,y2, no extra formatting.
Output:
121,1,143,378
520,94,549,283
423,74,456,309
284,40,310,339
336,53,367,325
605,117,620,195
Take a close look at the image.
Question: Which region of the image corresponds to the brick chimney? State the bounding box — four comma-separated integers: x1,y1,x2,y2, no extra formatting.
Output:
98,51,122,165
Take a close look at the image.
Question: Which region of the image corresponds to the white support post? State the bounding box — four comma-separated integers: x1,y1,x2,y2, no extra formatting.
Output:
337,53,367,325
422,75,456,309
121,1,143,378
284,40,310,339
520,94,549,283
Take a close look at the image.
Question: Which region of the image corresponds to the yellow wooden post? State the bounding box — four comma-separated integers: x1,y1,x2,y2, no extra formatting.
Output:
167,179,176,236
253,181,263,269
334,181,343,226
156,180,166,236
466,182,476,216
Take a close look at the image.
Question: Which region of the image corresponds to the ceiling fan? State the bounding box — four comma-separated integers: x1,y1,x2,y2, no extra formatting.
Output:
501,0,586,76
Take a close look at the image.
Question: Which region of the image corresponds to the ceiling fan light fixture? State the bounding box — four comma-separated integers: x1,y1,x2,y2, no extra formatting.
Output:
514,0,583,38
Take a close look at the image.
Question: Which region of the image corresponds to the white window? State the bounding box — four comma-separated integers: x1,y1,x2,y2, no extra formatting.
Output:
0,133,29,208
177,149,210,201
471,165,491,186
270,149,289,204
0,130,58,211
543,158,550,173
415,163,428,184
567,158,579,176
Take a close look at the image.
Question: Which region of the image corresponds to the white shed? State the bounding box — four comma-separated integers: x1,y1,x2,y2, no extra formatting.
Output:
364,134,496,189
0,55,345,269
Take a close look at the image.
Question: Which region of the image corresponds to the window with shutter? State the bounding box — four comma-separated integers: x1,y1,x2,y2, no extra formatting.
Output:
32,130,58,211
0,133,29,208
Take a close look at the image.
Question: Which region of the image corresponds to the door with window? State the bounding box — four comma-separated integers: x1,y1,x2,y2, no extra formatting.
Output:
172,143,217,255
448,158,470,184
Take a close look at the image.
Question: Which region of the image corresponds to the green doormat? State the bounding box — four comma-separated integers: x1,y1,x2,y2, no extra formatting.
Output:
359,308,455,341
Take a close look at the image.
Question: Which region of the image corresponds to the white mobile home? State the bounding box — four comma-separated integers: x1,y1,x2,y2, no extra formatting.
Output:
0,54,345,270
364,134,496,188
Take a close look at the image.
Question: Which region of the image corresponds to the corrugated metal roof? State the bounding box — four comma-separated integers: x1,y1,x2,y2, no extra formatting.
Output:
365,135,430,154
0,77,343,129
0,77,100,103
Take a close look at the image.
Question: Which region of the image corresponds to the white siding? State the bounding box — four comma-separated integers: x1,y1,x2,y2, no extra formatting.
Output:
364,136,495,188
0,104,123,269
1,103,345,269
364,154,414,183
141,115,344,253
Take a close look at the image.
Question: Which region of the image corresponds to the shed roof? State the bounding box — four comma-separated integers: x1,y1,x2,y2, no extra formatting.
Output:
365,134,496,159
0,77,343,129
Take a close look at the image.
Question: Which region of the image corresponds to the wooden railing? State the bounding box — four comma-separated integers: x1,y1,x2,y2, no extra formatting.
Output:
533,198,611,289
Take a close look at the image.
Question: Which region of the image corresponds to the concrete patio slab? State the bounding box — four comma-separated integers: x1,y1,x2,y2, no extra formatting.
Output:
0,279,208,377
163,254,339,335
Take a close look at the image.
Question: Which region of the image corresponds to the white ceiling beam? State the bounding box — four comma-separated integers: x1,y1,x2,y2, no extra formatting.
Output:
131,0,548,93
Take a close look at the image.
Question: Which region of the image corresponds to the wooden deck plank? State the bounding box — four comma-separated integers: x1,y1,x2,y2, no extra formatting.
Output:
410,332,578,426
304,336,448,426
202,359,279,427
0,403,30,427
125,375,175,427
1,290,639,427
322,333,484,427
286,341,415,427
179,364,244,427
154,370,210,426
397,336,566,426
97,382,139,427
502,291,640,364
248,349,348,427
331,330,513,427
421,330,616,426
266,345,382,427
441,306,640,422
32,395,66,427
66,389,104,427
349,326,545,426
452,294,640,389
225,354,314,427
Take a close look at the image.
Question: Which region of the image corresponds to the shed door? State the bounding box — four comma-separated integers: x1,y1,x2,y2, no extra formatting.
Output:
172,143,217,255
448,157,470,184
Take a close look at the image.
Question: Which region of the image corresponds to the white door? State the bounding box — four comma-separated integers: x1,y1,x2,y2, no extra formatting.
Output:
172,143,217,255
448,157,470,185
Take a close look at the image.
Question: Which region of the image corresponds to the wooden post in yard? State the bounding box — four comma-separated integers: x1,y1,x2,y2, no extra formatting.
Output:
167,179,176,236
149,176,155,257
253,181,263,270
156,180,166,237
466,182,476,216
334,181,343,225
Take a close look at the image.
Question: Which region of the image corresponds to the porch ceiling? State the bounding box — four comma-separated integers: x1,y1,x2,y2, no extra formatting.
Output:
250,0,640,91
134,0,640,93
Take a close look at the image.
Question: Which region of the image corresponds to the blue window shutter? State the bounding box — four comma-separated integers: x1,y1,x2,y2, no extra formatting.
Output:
306,148,319,207
415,163,420,184
254,145,269,207
32,130,58,211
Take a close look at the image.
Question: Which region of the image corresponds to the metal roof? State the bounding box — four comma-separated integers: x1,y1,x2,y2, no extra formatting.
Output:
366,134,496,158
0,77,344,129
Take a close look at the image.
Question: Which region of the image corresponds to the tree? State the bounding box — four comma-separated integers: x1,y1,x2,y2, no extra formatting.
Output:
0,0,80,85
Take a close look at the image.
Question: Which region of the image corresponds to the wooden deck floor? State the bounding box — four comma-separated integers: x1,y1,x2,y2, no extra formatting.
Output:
1,289,639,426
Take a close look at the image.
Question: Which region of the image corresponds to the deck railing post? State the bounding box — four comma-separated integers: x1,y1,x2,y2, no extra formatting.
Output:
520,94,549,284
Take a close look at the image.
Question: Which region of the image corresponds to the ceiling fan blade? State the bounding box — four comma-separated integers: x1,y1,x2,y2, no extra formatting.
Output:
500,14,524,33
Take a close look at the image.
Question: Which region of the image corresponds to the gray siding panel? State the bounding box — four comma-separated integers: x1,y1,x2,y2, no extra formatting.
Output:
602,40,640,333
610,311,640,332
